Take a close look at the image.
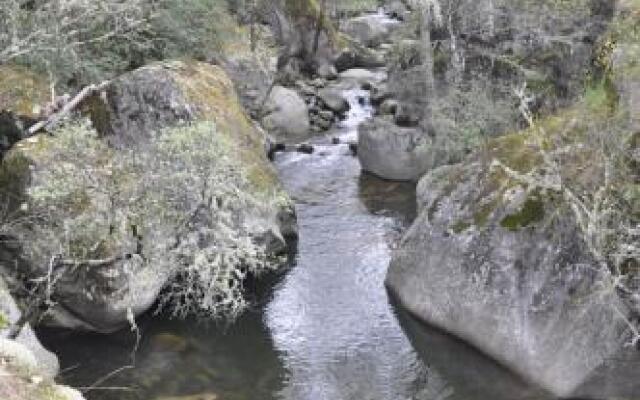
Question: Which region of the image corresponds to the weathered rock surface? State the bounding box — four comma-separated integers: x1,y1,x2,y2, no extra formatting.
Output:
388,150,640,398
0,276,58,378
358,117,432,181
317,88,350,114
0,61,296,333
387,53,640,399
0,339,85,400
261,86,311,141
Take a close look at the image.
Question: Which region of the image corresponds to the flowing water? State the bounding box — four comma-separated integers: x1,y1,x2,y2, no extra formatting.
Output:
37,7,556,393
38,77,432,400
39,71,553,400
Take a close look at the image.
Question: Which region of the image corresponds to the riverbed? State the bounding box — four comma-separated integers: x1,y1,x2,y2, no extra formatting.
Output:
39,76,438,400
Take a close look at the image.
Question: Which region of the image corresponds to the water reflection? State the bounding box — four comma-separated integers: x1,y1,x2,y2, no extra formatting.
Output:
39,74,458,400
40,310,286,400
267,86,430,400
392,299,554,400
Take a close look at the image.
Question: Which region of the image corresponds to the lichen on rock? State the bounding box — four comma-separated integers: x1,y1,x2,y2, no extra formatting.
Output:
387,4,640,398
0,61,297,332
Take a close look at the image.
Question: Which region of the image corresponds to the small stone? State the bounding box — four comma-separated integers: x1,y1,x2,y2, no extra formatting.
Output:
297,143,314,154
348,142,358,156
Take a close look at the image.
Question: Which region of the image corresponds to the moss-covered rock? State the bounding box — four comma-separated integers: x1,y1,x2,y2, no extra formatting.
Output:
0,65,50,118
0,65,50,158
1,61,296,332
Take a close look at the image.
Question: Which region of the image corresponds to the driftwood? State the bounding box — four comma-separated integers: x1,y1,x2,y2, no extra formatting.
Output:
27,80,111,136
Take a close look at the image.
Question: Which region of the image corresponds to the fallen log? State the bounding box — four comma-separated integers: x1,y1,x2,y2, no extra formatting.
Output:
26,80,111,136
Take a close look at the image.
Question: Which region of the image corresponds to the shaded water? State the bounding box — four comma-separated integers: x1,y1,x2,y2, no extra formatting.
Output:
39,81,430,400
39,74,552,400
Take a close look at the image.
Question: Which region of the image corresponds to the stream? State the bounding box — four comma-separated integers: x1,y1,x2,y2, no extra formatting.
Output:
36,12,552,400
38,65,554,400
39,72,437,400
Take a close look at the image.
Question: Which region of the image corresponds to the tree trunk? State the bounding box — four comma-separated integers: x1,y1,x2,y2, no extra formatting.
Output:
421,5,436,137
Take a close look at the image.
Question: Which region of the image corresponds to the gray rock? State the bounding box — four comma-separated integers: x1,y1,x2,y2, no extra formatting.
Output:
262,86,311,141
317,63,338,80
0,277,59,378
4,62,297,333
317,89,350,114
370,83,392,106
334,45,386,72
318,110,334,121
358,117,432,181
387,152,640,398
379,99,399,115
309,78,327,88
89,64,195,147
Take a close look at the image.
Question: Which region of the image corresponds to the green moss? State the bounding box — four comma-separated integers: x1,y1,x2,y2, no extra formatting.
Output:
474,198,499,227
487,133,542,174
0,312,9,329
171,62,281,197
500,196,545,231
0,65,50,117
451,220,472,233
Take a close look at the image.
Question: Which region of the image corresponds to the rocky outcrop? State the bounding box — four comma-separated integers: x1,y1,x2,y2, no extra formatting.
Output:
261,86,311,141
0,61,296,333
358,117,432,181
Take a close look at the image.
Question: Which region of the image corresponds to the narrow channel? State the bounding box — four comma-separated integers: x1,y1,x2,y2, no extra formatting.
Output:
39,73,437,400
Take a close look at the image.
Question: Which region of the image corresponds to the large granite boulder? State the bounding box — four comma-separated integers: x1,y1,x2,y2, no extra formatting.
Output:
387,68,640,399
358,117,432,181
0,61,296,333
261,86,310,141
